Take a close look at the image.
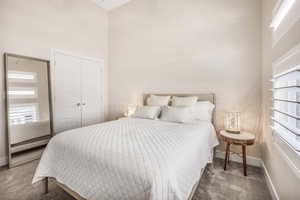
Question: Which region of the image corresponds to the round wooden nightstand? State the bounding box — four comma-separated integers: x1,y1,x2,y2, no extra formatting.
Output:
219,130,255,176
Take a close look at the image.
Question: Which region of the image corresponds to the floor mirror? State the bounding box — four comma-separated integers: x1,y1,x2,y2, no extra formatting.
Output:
4,53,53,168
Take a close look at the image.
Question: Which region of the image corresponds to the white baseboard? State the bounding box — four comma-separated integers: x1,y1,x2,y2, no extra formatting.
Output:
261,161,280,200
215,150,261,167
0,156,8,167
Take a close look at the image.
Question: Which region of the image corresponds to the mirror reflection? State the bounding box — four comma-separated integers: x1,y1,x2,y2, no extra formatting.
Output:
5,54,52,168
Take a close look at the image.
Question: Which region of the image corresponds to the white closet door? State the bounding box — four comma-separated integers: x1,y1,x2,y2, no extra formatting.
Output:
81,59,104,127
53,52,82,133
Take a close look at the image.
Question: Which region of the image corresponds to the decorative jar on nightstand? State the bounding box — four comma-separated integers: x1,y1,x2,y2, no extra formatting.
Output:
219,130,255,176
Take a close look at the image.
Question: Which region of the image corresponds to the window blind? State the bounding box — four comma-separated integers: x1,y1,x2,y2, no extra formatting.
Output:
9,104,38,125
272,67,300,155
7,70,36,82
8,87,37,99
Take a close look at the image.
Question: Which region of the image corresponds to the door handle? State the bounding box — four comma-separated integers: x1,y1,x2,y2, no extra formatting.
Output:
82,103,86,106
76,103,81,106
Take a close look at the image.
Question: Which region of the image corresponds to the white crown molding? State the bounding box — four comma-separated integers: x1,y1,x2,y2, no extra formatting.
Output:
92,0,131,10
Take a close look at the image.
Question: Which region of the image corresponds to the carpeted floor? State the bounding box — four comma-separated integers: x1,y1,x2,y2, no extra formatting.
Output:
0,158,272,200
193,159,272,200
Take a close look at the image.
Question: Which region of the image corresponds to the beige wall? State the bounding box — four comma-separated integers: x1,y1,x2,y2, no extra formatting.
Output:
109,0,262,157
262,0,300,199
1,0,299,198
0,0,108,165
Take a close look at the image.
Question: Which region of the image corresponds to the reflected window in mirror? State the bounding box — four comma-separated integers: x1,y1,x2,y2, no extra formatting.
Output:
9,103,39,125
8,71,37,82
4,53,53,168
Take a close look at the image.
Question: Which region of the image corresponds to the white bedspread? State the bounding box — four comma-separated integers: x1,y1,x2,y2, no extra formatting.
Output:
33,118,218,200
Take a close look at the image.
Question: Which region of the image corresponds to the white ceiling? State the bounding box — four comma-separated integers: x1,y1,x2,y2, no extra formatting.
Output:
92,0,132,10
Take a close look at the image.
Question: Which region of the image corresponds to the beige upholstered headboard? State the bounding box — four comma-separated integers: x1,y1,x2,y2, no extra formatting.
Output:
143,93,216,125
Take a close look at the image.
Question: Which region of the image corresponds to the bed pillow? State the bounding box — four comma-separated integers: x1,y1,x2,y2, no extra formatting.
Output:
191,101,215,121
147,95,171,106
131,106,161,120
171,96,198,106
160,106,192,123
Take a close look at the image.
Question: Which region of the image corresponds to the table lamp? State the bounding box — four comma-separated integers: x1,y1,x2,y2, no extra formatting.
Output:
225,112,241,134
124,104,136,117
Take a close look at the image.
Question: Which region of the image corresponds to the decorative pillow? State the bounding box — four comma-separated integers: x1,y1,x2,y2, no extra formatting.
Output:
160,106,192,123
147,95,171,106
131,106,161,120
191,101,215,121
171,96,198,106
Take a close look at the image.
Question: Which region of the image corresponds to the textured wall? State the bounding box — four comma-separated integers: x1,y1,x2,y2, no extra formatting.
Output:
109,0,262,157
0,0,108,165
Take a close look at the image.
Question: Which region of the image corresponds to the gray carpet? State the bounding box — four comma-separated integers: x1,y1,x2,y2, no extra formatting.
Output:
193,159,272,200
0,159,272,200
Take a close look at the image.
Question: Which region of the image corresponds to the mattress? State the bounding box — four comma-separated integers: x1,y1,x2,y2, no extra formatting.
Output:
33,118,219,200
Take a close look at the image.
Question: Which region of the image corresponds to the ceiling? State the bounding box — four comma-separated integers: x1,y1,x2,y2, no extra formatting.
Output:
92,0,132,10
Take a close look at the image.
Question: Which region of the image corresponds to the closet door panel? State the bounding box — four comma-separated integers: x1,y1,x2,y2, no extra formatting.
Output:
81,59,104,127
53,52,82,133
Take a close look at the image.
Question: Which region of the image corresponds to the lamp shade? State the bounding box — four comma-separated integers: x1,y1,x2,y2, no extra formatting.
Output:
124,104,136,117
225,112,241,134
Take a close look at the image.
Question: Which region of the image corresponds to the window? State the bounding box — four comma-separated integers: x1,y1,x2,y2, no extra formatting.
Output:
7,71,37,83
272,67,300,155
9,104,39,125
270,0,296,31
8,87,37,99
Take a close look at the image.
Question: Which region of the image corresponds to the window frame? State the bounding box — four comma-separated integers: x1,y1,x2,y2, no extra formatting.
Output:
270,0,296,31
271,67,300,156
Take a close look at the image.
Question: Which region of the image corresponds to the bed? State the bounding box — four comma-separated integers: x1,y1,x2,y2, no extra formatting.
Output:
32,93,219,200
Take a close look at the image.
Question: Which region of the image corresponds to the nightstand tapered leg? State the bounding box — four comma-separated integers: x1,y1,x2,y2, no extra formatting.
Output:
224,142,230,170
44,177,49,194
228,148,230,164
242,145,247,176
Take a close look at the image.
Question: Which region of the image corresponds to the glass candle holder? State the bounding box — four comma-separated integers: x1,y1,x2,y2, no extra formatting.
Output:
225,112,241,134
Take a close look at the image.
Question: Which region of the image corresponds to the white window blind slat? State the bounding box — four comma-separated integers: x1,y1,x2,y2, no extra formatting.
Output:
8,87,37,99
7,71,37,83
272,66,300,155
9,104,38,125
272,122,300,152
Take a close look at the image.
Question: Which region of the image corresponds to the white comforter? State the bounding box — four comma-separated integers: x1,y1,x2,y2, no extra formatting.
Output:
33,118,218,200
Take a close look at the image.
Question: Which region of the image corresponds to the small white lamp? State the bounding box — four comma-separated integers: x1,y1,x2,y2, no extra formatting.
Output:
225,112,241,134
124,104,137,117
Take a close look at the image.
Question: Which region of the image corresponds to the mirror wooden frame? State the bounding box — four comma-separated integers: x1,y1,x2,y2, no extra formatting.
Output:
3,53,54,168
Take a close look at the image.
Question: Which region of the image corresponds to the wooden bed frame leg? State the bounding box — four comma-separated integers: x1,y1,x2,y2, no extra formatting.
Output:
45,177,49,194
211,147,216,169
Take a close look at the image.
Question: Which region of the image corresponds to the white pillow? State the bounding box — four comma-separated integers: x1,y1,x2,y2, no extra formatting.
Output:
147,95,171,106
191,101,215,121
131,106,161,120
171,96,198,106
160,106,192,123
